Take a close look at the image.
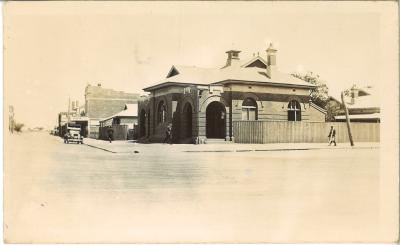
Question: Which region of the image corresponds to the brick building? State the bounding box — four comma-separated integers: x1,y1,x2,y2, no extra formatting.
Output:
85,84,139,138
138,43,326,143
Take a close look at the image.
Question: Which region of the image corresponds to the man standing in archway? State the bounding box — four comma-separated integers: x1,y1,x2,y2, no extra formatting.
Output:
163,124,172,144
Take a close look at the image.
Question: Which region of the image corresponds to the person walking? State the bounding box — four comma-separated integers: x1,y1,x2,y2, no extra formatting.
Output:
328,126,337,146
163,124,172,144
63,131,69,144
108,128,114,143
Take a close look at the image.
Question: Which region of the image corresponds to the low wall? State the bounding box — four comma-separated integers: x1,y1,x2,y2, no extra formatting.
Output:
99,125,129,141
233,121,380,144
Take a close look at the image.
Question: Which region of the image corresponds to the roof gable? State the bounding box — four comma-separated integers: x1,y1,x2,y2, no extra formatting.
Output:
166,66,180,78
241,56,268,69
357,89,370,97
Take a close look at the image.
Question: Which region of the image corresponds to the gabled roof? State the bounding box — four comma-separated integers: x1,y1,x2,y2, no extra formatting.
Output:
347,95,380,109
144,63,315,91
330,86,380,109
100,104,138,122
240,56,268,69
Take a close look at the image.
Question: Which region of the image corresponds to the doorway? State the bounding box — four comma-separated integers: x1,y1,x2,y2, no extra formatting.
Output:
206,101,226,139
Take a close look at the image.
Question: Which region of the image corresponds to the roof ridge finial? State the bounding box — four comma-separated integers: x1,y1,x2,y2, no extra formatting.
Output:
267,42,277,51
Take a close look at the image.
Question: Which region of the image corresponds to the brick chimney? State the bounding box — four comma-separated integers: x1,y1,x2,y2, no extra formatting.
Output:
350,85,359,104
225,50,241,67
266,43,277,78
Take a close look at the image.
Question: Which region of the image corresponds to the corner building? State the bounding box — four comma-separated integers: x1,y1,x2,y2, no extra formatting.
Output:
138,44,326,143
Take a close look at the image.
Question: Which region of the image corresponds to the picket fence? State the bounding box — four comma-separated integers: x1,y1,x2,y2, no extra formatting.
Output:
233,121,380,144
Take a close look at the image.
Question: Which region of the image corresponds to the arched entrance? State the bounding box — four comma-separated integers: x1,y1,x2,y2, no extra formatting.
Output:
182,103,193,139
206,101,226,139
139,109,146,137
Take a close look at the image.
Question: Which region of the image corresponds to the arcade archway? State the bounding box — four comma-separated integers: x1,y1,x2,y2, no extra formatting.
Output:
206,101,226,139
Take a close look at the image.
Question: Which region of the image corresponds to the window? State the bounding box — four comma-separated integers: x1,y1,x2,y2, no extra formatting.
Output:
157,101,166,124
288,100,301,121
241,98,258,120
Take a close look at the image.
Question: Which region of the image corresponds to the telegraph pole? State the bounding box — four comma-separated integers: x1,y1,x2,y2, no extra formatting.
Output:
341,92,354,146
9,105,14,133
67,97,71,128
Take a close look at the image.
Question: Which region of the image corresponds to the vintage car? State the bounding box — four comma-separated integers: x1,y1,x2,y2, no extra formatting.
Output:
65,129,84,144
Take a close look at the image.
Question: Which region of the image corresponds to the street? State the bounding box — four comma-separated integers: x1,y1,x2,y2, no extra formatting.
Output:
5,132,381,243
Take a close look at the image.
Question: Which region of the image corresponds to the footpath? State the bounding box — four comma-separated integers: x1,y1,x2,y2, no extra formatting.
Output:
83,138,380,154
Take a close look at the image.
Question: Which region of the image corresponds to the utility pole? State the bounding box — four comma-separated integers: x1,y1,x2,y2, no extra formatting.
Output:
9,105,14,133
341,91,354,146
67,97,71,129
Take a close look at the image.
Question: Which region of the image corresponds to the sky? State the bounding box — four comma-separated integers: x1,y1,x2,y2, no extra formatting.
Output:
3,1,398,128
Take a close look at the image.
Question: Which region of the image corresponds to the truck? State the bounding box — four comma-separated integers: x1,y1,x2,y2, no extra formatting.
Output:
64,126,84,144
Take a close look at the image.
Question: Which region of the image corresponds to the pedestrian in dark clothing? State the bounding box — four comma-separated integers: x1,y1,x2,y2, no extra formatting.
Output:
163,125,172,144
328,126,337,146
108,129,114,143
64,131,69,144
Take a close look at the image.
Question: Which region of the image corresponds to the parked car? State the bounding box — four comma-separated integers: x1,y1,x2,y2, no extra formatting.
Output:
65,129,83,144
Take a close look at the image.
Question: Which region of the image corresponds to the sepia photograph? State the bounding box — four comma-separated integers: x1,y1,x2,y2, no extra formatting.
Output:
3,1,399,243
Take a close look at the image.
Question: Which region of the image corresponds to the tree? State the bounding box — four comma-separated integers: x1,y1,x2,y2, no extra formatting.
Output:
342,84,357,97
13,122,24,132
325,99,343,122
291,72,329,109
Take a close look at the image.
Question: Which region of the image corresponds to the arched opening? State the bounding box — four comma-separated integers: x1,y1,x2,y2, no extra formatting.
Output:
157,101,166,124
139,109,146,137
182,103,193,139
242,97,258,120
206,101,226,139
288,100,301,121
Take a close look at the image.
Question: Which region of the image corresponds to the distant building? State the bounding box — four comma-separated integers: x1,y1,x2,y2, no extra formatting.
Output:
57,100,89,137
99,104,138,140
138,43,326,143
57,112,68,136
330,85,380,122
85,84,140,138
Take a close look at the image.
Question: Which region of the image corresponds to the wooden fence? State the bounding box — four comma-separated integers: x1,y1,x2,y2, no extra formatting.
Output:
99,125,129,141
233,121,380,144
